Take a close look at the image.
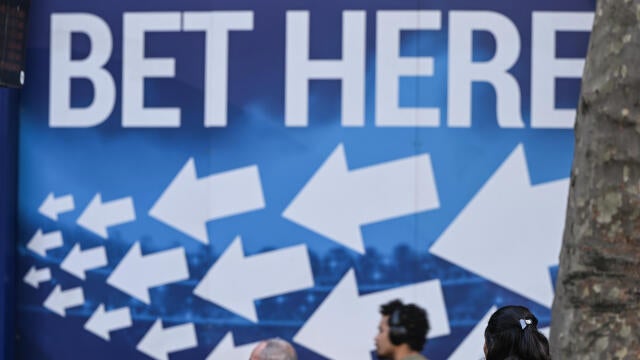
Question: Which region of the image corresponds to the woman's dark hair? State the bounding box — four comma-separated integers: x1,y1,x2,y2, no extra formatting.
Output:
484,305,551,360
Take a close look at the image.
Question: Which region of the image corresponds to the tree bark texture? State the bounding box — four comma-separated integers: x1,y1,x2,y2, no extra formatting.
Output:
551,1,640,359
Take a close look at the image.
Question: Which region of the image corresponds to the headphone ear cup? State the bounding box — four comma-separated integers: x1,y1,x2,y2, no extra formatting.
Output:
388,309,408,346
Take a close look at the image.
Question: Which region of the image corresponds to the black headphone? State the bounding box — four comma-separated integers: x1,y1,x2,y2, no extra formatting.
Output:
388,307,408,345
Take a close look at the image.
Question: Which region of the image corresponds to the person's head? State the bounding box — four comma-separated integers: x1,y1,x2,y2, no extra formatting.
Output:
375,299,430,359
249,338,297,360
484,305,550,360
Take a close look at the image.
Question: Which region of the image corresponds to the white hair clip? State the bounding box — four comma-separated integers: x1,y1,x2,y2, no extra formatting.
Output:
519,318,533,330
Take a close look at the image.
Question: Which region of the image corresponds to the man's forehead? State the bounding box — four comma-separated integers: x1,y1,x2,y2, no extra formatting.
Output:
250,341,268,359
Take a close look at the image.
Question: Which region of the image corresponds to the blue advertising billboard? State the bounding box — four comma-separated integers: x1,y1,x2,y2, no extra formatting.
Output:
18,0,594,359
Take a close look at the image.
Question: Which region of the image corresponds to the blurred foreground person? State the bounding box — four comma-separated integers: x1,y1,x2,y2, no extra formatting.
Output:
249,338,297,360
484,305,551,360
375,299,430,360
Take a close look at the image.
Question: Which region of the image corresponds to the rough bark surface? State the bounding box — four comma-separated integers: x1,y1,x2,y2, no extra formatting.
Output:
550,1,640,359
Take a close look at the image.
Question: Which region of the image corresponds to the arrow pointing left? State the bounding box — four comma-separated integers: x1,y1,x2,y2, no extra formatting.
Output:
27,229,63,257
60,243,108,280
84,304,132,341
107,242,189,304
294,269,450,360
283,144,440,253
149,158,265,244
194,236,314,322
205,332,259,360
43,285,84,317
137,319,197,360
38,192,75,221
429,144,568,308
77,193,135,239
23,266,51,288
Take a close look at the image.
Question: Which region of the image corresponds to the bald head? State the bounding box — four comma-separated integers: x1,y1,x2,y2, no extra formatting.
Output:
249,338,297,360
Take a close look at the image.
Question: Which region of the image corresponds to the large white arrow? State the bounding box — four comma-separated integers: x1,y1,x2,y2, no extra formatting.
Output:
23,266,51,288
107,242,189,304
194,236,314,322
205,332,259,360
39,192,75,221
283,144,440,253
447,306,496,360
60,243,108,280
137,319,197,360
430,144,569,308
84,304,132,341
43,285,84,317
293,269,450,360
77,193,135,239
27,229,63,257
149,158,265,244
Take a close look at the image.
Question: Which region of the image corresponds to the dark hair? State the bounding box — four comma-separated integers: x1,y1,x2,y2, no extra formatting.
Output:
484,305,551,360
380,299,430,351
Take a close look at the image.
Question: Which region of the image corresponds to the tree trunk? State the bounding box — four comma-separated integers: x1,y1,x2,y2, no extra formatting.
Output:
550,1,640,359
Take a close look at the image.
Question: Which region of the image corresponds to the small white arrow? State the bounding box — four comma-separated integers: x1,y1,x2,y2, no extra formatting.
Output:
283,144,440,253
293,269,450,360
23,266,51,288
107,242,189,304
77,193,136,239
27,229,63,257
84,304,132,341
205,332,259,360
430,144,568,308
137,319,197,360
447,306,496,360
60,243,108,280
194,236,314,322
149,158,265,244
43,285,84,317
38,192,75,221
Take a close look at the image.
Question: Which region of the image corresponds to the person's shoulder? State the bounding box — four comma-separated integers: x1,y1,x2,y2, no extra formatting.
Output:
403,354,428,360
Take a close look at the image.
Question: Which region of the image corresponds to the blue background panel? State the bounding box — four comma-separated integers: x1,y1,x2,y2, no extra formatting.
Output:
15,1,594,359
